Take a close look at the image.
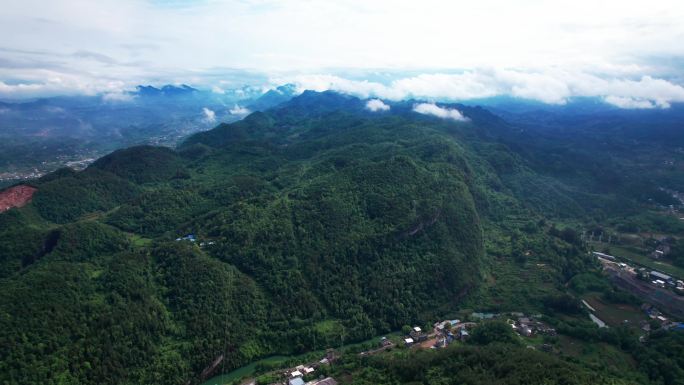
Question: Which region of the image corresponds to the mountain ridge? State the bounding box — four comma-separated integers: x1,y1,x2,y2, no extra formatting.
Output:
1,90,683,385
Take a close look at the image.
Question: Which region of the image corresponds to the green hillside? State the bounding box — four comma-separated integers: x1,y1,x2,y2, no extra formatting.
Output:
0,92,681,385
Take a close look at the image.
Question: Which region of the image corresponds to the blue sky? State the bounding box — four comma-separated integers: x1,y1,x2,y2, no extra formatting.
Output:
1,0,684,108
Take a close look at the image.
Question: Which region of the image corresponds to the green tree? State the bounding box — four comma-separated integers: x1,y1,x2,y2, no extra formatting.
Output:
468,321,519,345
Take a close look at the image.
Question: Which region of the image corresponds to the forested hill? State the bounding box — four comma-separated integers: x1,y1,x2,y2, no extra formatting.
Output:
0,91,639,385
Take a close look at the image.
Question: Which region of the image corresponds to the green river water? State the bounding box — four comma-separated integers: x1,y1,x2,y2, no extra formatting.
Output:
200,355,290,385
200,333,398,385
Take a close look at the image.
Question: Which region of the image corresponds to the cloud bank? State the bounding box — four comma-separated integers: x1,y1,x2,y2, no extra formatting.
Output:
276,70,684,109
603,96,663,109
365,99,390,112
413,103,468,121
1,0,684,103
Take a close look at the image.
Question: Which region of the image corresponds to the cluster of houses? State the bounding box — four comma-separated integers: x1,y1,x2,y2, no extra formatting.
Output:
287,372,337,385
404,312,556,348
508,314,557,337
434,319,475,347
639,303,684,335
407,313,558,348
403,326,428,346
469,311,559,338
175,234,197,242
639,268,684,294
642,304,674,326
284,350,338,385
594,251,684,295
174,233,216,248
402,320,476,349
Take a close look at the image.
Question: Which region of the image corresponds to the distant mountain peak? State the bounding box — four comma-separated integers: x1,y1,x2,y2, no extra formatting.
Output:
274,83,297,94
286,89,359,105
135,84,198,97
161,84,197,94
247,83,299,111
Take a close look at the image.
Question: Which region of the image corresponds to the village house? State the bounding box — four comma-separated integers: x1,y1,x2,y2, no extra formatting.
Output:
512,315,556,337
458,328,469,341
175,234,196,242
520,325,533,337
409,326,427,342
428,319,462,349
434,319,460,331
650,270,674,286
592,251,616,261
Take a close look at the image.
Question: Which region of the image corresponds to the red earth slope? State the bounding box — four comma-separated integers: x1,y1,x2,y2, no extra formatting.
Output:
0,185,37,213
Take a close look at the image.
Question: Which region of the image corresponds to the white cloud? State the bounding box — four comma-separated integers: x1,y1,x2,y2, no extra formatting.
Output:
496,70,571,104
282,74,396,99
0,75,134,100
0,0,683,110
28,0,684,71
202,107,216,122
277,70,684,109
413,103,468,121
102,91,135,102
365,99,390,112
603,96,660,109
229,104,250,116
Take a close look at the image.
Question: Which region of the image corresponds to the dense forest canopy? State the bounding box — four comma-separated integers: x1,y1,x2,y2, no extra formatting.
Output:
1,91,683,385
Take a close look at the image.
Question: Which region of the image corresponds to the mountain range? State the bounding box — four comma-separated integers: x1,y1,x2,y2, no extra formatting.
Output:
0,91,683,385
0,84,299,180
